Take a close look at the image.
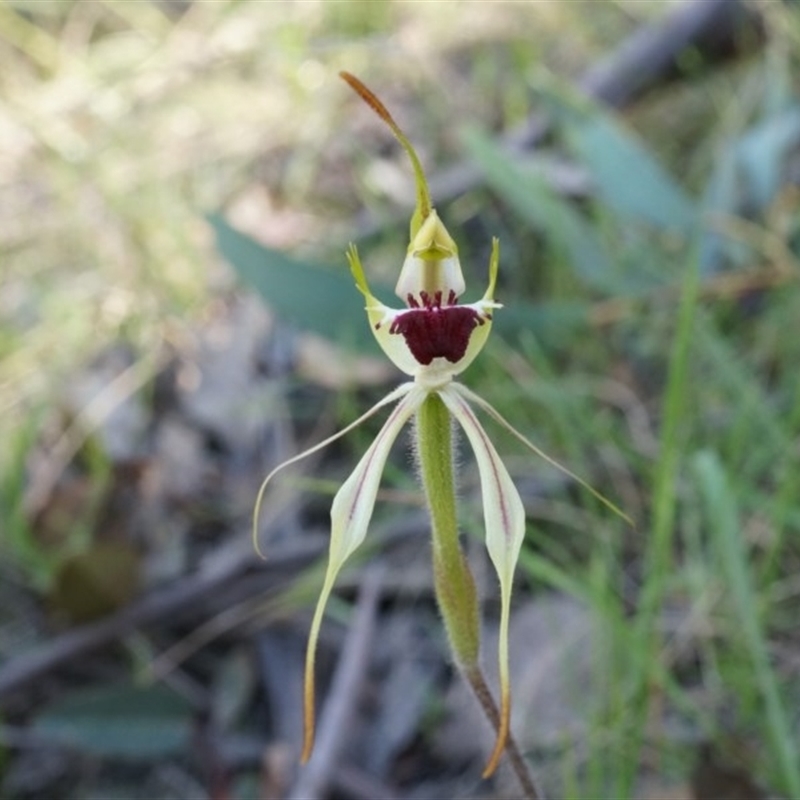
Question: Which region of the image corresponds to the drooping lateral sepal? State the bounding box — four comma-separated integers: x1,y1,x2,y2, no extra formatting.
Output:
438,384,526,777
451,382,633,527
253,382,418,557
301,384,425,762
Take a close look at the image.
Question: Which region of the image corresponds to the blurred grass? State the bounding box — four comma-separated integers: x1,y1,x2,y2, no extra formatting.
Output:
2,0,800,798
696,450,800,796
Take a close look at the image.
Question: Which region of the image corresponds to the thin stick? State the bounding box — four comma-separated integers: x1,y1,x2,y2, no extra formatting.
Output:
464,664,545,800
0,537,320,701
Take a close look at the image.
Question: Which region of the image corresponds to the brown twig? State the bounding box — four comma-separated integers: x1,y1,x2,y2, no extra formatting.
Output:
464,664,545,800
587,260,799,328
0,536,320,703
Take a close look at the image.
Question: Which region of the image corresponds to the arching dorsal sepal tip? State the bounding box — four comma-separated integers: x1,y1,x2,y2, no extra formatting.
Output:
339,71,433,234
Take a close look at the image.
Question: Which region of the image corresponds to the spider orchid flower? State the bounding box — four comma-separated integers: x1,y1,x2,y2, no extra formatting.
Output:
254,72,628,781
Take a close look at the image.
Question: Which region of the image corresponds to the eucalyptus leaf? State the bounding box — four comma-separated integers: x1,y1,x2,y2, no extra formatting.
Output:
700,106,800,274
210,214,389,352
737,105,800,212
462,127,621,294
33,682,194,759
700,138,748,275
495,300,590,347
576,123,695,235
543,94,697,237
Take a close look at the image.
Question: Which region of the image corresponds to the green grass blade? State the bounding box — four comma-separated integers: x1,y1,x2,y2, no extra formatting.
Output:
618,246,701,797
694,450,800,797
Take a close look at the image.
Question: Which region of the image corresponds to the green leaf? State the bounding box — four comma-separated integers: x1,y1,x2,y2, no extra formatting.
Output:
700,105,800,275
462,127,620,294
211,213,587,354
699,138,747,275
209,214,390,352
33,682,194,759
538,85,697,236
494,299,589,344
737,105,800,212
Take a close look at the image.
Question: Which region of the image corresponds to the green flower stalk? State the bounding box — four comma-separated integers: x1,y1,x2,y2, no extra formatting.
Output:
254,72,628,786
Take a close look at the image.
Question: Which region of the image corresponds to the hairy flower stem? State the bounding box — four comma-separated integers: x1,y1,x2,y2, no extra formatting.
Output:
417,394,480,665
415,394,542,799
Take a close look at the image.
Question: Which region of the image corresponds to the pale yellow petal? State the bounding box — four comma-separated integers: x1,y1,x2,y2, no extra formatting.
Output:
346,244,420,376
366,313,421,377
449,304,494,377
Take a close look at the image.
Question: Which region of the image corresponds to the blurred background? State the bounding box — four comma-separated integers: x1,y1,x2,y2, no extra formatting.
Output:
1,1,799,798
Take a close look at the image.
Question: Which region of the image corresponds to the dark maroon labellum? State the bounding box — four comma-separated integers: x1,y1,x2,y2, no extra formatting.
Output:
387,291,485,365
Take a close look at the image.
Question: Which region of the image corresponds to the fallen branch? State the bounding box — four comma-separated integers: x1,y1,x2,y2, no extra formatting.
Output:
0,536,320,704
